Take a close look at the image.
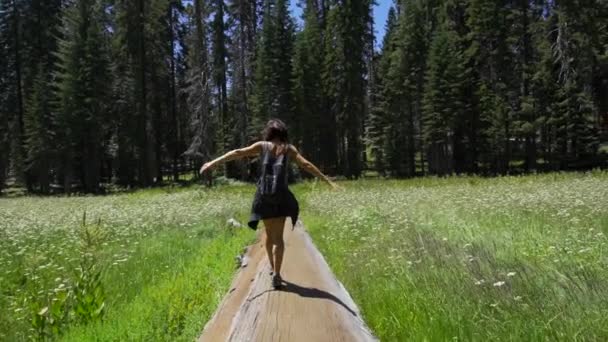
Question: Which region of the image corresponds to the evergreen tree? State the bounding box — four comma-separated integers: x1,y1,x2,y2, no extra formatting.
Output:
110,50,138,185
366,6,398,175
0,0,26,186
113,0,151,186
292,0,325,167
323,0,373,177
148,0,176,184
0,3,11,191
422,3,467,175
251,0,277,135
0,52,8,191
23,64,53,192
509,0,542,171
212,0,230,157
382,0,430,177
465,0,513,174
183,0,213,176
0,0,605,192
550,1,601,165
167,0,185,181
55,0,110,193
251,0,295,136
3,0,63,190
529,9,559,170
227,0,259,178
274,0,295,121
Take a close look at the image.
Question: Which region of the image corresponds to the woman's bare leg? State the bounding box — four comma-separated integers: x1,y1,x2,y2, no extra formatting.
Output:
264,228,274,272
263,217,286,276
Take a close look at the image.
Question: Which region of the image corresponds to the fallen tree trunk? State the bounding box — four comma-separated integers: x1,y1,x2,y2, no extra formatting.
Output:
199,221,377,342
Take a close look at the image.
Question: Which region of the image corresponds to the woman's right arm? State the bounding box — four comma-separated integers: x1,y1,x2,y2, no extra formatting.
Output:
288,145,339,189
200,141,264,174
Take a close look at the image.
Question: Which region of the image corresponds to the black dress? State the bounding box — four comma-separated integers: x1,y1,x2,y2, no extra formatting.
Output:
247,142,299,230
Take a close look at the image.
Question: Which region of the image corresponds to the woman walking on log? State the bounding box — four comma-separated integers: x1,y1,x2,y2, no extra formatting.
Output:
199,119,338,288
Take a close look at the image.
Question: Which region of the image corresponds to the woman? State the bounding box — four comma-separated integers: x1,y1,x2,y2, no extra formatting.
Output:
199,119,337,288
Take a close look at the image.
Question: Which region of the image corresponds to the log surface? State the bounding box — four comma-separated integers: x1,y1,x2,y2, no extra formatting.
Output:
199,221,377,342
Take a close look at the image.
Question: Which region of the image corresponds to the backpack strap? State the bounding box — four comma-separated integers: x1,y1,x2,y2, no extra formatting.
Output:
261,142,289,164
261,141,271,164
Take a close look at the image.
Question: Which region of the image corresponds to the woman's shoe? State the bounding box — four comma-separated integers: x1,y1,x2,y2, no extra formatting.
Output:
272,273,282,289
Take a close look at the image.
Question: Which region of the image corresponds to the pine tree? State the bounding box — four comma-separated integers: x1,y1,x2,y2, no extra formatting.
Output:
55,0,110,193
23,64,53,193
183,0,213,179
444,0,475,174
551,2,600,165
465,0,513,174
422,3,467,175
251,0,276,135
274,0,295,120
323,0,372,177
0,0,605,193
212,0,230,157
112,0,176,186
0,3,12,191
382,0,430,177
110,53,138,185
227,0,259,178
366,6,398,175
2,0,63,190
251,0,295,136
529,9,558,170
149,0,178,184
0,49,8,191
292,0,325,167
167,0,185,181
0,0,26,186
509,0,539,171
113,0,151,186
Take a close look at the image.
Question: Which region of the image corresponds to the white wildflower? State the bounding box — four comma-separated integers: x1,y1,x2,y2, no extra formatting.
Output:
493,281,505,287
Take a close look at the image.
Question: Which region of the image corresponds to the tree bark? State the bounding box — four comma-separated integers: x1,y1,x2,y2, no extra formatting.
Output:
137,0,150,186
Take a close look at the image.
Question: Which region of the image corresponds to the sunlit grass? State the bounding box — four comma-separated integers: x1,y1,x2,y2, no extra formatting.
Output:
0,185,255,341
303,171,608,341
2,172,607,341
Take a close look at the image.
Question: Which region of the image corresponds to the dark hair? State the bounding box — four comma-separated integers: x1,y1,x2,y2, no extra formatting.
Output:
262,119,288,143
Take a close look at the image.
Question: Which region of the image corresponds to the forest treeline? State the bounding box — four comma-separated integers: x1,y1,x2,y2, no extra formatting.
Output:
0,0,606,193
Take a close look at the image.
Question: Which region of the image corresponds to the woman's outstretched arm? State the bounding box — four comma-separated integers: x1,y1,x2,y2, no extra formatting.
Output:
199,142,264,174
288,145,339,189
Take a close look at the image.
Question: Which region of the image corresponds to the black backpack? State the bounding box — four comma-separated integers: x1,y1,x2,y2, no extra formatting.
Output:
258,142,289,202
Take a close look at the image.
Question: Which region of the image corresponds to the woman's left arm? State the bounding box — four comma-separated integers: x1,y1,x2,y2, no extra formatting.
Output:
200,142,264,174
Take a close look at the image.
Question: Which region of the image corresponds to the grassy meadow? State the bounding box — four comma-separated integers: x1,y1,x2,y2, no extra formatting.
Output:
304,171,608,341
0,185,256,341
1,171,607,341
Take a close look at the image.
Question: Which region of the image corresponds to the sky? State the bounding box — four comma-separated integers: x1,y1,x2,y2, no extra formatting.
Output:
289,0,393,49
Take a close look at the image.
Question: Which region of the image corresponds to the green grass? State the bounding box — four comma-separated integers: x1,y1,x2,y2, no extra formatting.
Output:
303,171,608,341
2,172,607,341
0,185,256,341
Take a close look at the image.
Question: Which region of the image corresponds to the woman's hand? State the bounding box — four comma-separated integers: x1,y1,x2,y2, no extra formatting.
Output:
199,162,214,175
198,143,263,176
328,180,342,191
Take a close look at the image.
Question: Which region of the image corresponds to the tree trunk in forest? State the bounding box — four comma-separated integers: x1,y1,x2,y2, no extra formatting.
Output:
169,2,179,182
521,0,536,171
11,0,25,185
137,0,150,186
